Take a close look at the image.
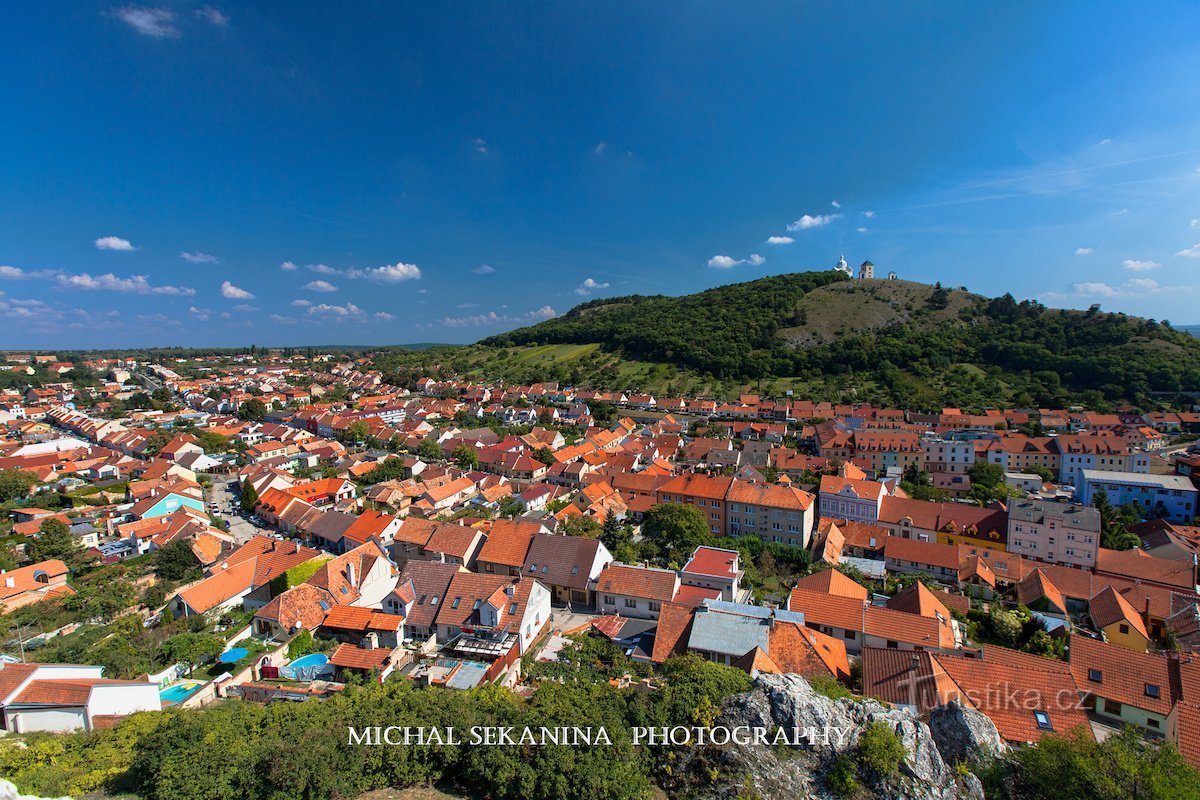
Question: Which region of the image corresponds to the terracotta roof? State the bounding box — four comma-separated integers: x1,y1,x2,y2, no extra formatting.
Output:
787,588,956,650
424,522,482,559
10,678,140,707
793,568,868,601
0,663,38,702
725,480,814,511
320,605,405,633
476,519,542,568
595,563,678,602
1089,585,1149,641
887,582,953,622
1068,635,1175,715
883,537,961,571
329,642,391,671
656,473,734,501
862,647,958,710
768,622,850,680
650,602,693,663
433,572,534,630
1095,548,1196,591
681,546,740,579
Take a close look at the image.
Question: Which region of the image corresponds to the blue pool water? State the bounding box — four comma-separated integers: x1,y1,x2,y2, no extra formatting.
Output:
159,682,202,705
218,647,249,663
288,653,329,669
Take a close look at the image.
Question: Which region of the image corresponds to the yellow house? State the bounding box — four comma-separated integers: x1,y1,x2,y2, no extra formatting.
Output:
1089,585,1150,652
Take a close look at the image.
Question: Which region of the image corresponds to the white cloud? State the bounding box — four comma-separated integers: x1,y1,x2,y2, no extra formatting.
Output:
435,305,557,328
220,280,254,300
1066,278,1185,298
473,137,489,154
195,5,228,26
766,236,794,245
232,304,259,312
707,254,764,269
348,262,422,283
303,280,338,293
856,227,868,233
188,306,210,321
456,303,480,309
831,200,841,209
1075,247,1094,255
94,235,135,251
113,6,179,38
574,277,611,295
291,299,312,307
58,272,194,296
593,142,607,155
787,213,840,231
1122,259,1159,271
269,314,296,325
180,251,218,263
472,264,496,275
1176,243,1200,258
306,302,391,322
307,263,339,275
0,266,27,279
1190,219,1199,228
280,261,298,271
862,210,874,218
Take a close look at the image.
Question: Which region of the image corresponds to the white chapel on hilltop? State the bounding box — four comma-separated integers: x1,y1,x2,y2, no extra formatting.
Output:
833,255,895,280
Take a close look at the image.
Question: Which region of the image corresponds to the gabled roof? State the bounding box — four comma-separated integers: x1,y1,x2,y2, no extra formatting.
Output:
793,568,868,601
476,519,542,568
1089,585,1149,641
1068,635,1175,715
523,534,605,591
595,563,678,602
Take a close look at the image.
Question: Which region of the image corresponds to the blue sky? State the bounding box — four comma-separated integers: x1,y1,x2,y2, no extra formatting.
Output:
2,2,1199,348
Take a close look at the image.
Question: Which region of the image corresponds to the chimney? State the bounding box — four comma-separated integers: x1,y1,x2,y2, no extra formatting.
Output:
4,577,14,589
363,632,378,650
910,653,920,672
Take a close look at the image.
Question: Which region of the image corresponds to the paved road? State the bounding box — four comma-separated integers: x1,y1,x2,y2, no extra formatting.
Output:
206,474,260,544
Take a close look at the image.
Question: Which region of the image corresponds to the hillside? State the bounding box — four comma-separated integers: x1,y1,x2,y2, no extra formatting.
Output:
377,271,1200,410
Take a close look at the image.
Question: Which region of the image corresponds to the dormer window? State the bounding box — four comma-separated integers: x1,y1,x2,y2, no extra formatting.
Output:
1146,684,1160,699
1033,711,1053,731
451,597,461,609
1088,668,1102,683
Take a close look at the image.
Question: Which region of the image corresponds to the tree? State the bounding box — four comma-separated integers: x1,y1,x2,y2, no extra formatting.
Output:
237,398,267,421
161,632,224,676
856,721,906,777
532,447,556,466
239,479,259,513
453,444,480,471
27,518,80,564
154,539,202,582
342,420,370,445
0,468,39,502
642,503,712,564
416,438,444,462
560,515,602,538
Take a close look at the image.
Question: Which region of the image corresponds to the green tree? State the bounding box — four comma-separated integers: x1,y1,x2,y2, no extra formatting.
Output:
161,632,224,676
856,721,906,777
642,503,714,565
154,539,202,582
342,420,370,445
416,438,444,462
27,517,79,563
532,447,556,466
560,514,603,538
239,479,259,513
237,397,267,421
0,468,39,502
453,444,480,471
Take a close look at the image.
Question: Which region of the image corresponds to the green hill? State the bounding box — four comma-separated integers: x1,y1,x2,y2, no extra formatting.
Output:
377,271,1200,410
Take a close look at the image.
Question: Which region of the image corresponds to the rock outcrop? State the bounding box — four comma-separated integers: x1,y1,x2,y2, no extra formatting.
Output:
669,674,998,800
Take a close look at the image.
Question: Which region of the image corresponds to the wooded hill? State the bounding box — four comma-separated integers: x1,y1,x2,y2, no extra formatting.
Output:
378,271,1200,410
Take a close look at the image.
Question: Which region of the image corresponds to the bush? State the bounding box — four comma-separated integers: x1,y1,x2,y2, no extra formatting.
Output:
856,721,906,777
826,754,858,796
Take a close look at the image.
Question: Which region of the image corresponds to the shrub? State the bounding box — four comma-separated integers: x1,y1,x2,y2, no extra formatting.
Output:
856,721,906,777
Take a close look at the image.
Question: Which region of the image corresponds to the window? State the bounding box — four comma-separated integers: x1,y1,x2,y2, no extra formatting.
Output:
1148,718,1160,729
1118,624,1130,635
529,563,537,572
430,595,439,605
603,595,615,605
1088,668,1102,683
451,597,461,609
649,601,661,612
1033,711,1053,731
1145,684,1160,699
508,602,517,615
624,598,636,608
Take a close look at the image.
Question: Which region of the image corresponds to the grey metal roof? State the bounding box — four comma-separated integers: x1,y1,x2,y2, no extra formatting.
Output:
687,609,768,657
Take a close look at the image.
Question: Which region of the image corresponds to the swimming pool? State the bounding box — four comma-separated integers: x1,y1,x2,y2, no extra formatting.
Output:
287,653,329,669
160,681,202,706
218,647,249,664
